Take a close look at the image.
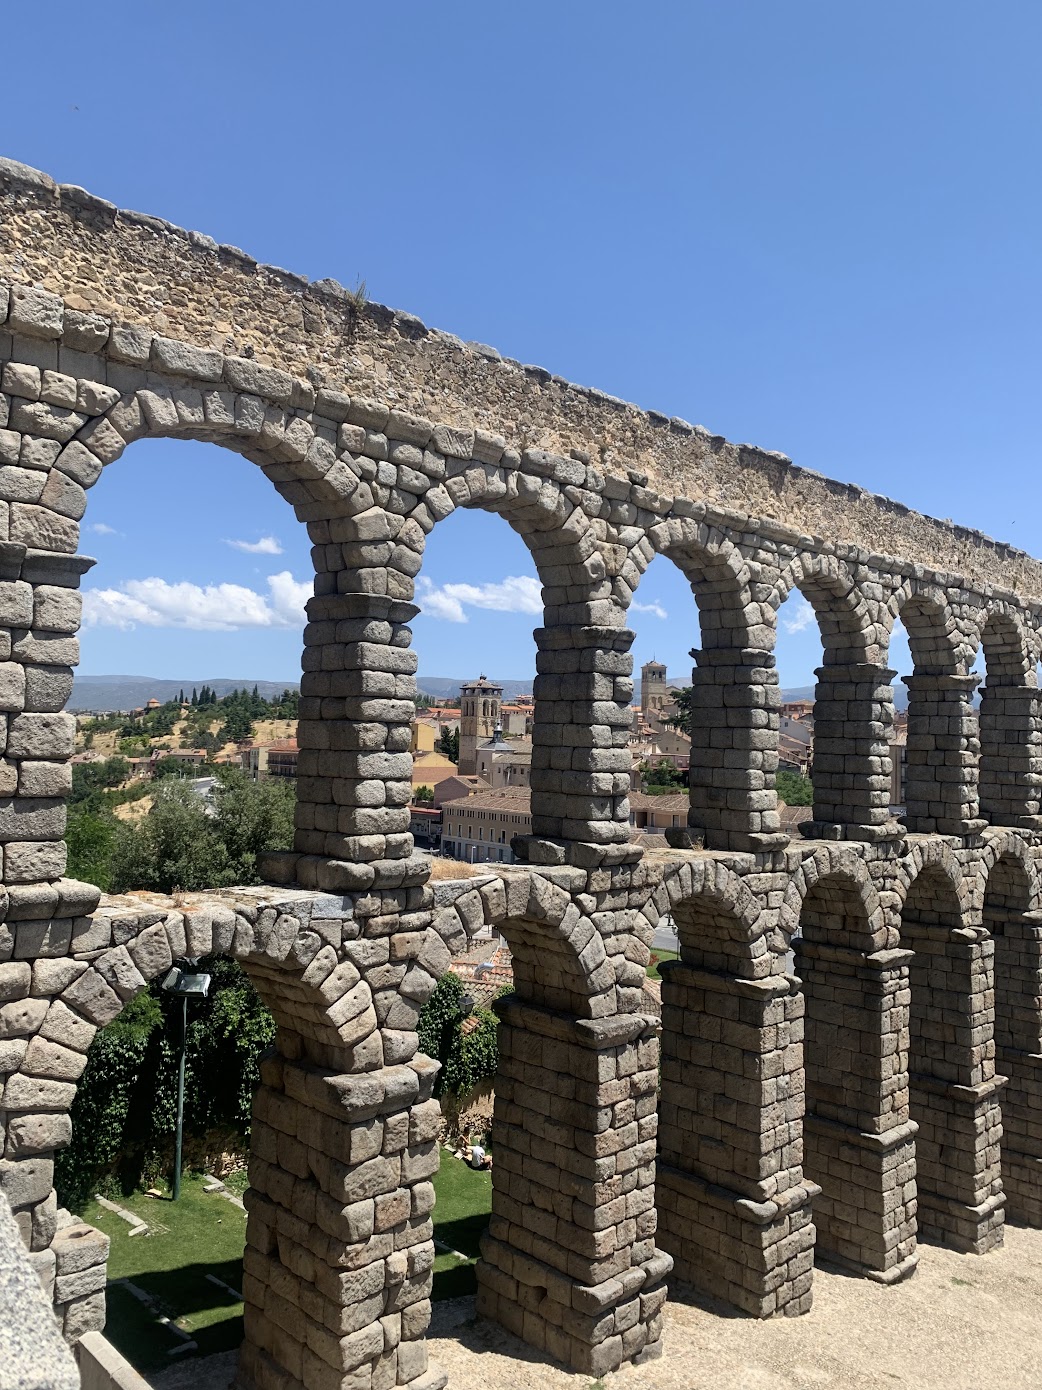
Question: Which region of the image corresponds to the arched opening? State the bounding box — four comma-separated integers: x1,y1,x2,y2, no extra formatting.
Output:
623,551,698,860
772,561,895,839
976,612,1040,828
409,505,539,859
892,594,979,835
68,436,307,897
983,852,1042,1224
771,582,824,837
655,882,813,1317
793,870,917,1281
901,862,1004,1253
3,889,443,1387
634,528,776,853
468,895,666,1373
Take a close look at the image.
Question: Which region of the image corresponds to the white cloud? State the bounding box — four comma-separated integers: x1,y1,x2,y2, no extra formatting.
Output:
417,574,543,623
782,596,816,634
224,535,284,555
82,571,312,632
87,522,121,536
632,600,668,620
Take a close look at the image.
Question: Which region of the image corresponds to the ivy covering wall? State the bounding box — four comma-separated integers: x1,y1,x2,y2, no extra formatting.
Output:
416,972,506,1101
55,957,275,1209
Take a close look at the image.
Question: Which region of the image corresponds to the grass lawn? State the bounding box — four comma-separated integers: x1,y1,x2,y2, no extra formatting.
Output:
81,1151,493,1370
647,949,679,979
431,1147,493,1302
80,1174,247,1372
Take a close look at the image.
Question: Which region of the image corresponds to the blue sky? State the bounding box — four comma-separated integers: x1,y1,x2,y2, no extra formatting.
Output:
4,2,1038,690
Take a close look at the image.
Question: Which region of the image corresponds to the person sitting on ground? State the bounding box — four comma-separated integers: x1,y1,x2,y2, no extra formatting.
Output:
467,1141,492,1171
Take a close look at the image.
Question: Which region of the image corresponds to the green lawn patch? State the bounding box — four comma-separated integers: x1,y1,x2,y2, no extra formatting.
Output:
80,1149,493,1370
431,1147,493,1301
647,949,678,979
80,1173,247,1372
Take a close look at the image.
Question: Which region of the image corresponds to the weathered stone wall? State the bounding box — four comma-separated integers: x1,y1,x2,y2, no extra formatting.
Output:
1,156,1042,1390
3,156,1042,600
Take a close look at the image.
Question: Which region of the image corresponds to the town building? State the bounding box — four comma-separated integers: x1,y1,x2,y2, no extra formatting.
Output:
241,738,298,780
458,675,502,774
440,787,532,863
409,748,457,796
431,773,489,807
640,659,669,721
500,699,534,736
474,726,532,789
408,804,441,850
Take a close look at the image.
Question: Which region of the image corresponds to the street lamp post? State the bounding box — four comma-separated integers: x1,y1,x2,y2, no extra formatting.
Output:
159,959,212,1200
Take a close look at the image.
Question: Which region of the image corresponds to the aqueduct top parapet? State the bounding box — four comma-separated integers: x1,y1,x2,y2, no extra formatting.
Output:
2,154,1041,605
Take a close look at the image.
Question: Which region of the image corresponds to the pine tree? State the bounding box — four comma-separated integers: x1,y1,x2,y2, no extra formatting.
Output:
191,688,198,706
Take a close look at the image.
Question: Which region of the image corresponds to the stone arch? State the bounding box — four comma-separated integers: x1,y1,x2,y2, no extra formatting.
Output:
426,867,615,1018
977,605,1034,684
790,858,917,1281
981,841,1042,1225
654,859,813,1316
61,376,365,524
654,857,767,974
430,866,670,1372
888,585,981,836
641,517,758,648
975,831,1040,916
886,582,967,675
893,839,972,931
779,847,884,953
632,525,779,854
1,888,449,1387
769,553,877,664
425,459,603,608
769,556,894,836
898,846,1006,1253
975,607,1042,828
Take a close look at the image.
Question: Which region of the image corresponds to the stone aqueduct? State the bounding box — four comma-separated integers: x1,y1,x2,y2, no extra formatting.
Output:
0,156,1041,1388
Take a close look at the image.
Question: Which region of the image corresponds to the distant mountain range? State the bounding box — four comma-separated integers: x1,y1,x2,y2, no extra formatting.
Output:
69,675,301,712
70,674,910,712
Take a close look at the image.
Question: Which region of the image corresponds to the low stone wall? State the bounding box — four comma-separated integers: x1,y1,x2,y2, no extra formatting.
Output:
76,1333,151,1390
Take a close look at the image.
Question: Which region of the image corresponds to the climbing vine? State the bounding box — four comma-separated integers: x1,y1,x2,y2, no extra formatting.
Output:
54,957,274,1209
416,972,509,1100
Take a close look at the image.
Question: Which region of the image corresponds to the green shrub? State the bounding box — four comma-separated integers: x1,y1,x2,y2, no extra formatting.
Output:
54,958,275,1210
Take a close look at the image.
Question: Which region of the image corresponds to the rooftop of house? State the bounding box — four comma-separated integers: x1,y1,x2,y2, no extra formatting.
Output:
441,788,534,814
629,792,690,814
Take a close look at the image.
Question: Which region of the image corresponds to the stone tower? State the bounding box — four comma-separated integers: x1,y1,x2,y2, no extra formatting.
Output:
458,674,503,774
641,659,668,720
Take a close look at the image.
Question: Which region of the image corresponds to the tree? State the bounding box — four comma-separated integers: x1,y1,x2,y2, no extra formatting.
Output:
66,803,119,890
663,686,695,735
640,757,685,791
152,756,195,780
777,770,814,805
55,958,276,1207
438,727,460,762
210,766,296,885
106,768,296,895
108,782,229,894
414,785,434,804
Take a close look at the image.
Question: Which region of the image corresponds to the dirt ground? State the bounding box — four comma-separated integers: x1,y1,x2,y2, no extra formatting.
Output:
158,1225,1042,1390
426,1225,1042,1390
